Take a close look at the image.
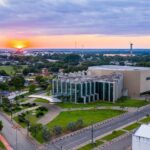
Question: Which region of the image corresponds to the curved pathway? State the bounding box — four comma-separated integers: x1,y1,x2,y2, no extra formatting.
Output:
29,95,61,103
37,104,61,125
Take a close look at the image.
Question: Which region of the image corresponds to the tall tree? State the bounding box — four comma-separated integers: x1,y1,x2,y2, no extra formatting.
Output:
0,121,3,132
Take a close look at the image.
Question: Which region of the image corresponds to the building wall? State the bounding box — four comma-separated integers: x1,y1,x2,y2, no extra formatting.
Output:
88,68,141,97
132,135,150,150
140,71,150,94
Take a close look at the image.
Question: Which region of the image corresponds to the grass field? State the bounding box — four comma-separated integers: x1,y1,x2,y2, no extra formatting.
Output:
102,130,125,141
140,117,150,124
78,140,104,150
57,98,150,108
34,98,49,103
47,109,124,129
0,65,27,75
123,122,141,131
0,141,6,150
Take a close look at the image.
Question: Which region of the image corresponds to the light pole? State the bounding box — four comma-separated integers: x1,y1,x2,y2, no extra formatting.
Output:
10,101,13,122
16,127,18,150
137,107,139,122
27,112,30,136
91,123,94,144
0,95,2,111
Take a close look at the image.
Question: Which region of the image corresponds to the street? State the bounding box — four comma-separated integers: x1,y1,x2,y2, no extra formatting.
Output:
0,113,36,150
48,105,150,150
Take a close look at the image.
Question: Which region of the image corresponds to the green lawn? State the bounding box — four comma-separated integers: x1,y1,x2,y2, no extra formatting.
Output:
47,109,125,130
0,65,27,75
34,98,49,103
78,140,103,150
140,117,150,124
0,141,6,150
102,130,125,141
123,123,141,131
57,98,150,108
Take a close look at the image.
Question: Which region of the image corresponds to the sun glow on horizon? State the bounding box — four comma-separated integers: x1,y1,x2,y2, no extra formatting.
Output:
7,39,30,49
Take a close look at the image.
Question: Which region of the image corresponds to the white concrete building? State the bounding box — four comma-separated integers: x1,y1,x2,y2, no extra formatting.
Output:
132,124,150,150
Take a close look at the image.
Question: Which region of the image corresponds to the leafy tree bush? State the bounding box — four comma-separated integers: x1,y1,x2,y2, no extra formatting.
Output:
0,121,3,132
67,122,76,131
75,119,84,129
37,106,48,112
30,124,43,137
29,84,36,93
36,111,44,118
0,82,9,90
42,126,51,142
18,114,26,123
9,75,25,90
53,126,62,136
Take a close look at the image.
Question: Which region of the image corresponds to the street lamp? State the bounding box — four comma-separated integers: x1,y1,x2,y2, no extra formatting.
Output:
26,111,30,136
91,123,94,144
10,101,13,121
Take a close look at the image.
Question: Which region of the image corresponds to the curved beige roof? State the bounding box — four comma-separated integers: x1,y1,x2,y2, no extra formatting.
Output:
88,65,150,71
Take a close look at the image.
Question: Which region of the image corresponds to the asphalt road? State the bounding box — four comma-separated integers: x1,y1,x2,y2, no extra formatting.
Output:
48,105,150,150
0,113,36,150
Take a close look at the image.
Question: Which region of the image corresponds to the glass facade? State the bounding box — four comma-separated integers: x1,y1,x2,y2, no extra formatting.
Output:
110,83,114,102
52,76,121,104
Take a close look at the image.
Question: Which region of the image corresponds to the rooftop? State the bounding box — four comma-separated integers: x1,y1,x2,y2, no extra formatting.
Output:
56,71,123,83
88,65,150,71
134,124,150,139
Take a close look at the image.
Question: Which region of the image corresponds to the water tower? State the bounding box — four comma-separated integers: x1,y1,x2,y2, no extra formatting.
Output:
130,43,133,56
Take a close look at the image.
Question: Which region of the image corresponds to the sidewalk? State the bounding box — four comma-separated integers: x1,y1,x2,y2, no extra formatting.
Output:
0,134,13,150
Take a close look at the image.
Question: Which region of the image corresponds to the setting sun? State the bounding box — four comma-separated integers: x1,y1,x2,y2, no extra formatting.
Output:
7,39,30,49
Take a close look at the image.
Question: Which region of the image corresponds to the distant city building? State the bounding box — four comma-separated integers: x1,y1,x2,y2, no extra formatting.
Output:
88,65,150,98
52,71,123,104
104,54,135,57
41,68,49,76
47,59,59,63
132,124,150,150
0,76,11,83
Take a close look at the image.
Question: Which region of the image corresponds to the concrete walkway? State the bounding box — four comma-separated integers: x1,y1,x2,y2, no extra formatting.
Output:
28,95,61,103
13,106,40,117
62,106,137,113
0,134,13,150
37,104,61,125
20,98,36,104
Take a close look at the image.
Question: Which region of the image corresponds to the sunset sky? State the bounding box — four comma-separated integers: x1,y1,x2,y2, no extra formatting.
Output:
0,0,150,48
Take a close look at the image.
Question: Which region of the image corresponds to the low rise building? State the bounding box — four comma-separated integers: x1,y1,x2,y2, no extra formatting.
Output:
132,124,150,150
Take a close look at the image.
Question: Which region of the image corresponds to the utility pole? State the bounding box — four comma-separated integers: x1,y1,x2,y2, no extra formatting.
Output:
26,111,30,136
10,101,13,122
